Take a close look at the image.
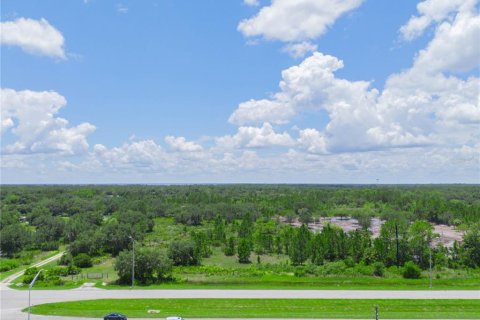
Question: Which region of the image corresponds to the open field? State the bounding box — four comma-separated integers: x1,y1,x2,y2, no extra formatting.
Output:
28,298,480,319
97,276,480,290
12,247,478,290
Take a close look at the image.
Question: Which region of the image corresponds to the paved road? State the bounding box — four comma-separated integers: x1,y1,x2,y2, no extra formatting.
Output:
1,284,478,320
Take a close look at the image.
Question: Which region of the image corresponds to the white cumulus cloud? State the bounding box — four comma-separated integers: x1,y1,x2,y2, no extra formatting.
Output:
216,122,294,149
400,0,477,41
165,136,204,152
244,0,260,7
282,41,318,58
0,18,66,59
238,0,363,42
1,88,95,155
230,1,480,155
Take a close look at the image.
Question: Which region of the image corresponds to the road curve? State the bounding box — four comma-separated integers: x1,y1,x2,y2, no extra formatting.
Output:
1,284,479,320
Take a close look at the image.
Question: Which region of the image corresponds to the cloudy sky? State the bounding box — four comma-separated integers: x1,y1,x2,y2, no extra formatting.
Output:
1,0,479,184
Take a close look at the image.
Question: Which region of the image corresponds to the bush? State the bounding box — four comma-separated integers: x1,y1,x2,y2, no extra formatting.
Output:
322,261,346,275
58,253,73,266
237,238,252,264
343,257,355,268
22,267,44,284
294,266,306,277
168,240,200,266
403,261,422,279
354,263,373,276
73,253,93,268
40,241,59,251
372,262,385,277
224,236,236,256
0,259,20,272
47,266,70,277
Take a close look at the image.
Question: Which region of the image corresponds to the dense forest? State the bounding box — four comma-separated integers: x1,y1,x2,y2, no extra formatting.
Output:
1,185,479,286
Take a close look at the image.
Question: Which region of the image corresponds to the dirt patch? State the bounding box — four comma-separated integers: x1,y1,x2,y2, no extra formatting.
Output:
278,216,384,238
278,216,463,247
432,224,464,248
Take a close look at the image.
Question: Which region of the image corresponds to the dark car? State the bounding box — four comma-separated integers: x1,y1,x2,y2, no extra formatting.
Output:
104,313,127,320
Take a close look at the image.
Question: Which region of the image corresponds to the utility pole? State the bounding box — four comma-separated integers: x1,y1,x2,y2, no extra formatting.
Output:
28,269,44,320
395,223,400,267
374,305,379,320
429,236,432,289
129,236,135,288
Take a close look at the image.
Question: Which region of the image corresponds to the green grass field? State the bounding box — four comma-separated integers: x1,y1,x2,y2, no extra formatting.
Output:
98,276,480,290
28,298,480,319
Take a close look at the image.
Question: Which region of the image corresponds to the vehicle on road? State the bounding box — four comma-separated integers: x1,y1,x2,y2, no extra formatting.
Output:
104,312,127,320
166,317,184,320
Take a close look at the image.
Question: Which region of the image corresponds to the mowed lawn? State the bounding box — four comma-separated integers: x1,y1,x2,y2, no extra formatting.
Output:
29,298,480,319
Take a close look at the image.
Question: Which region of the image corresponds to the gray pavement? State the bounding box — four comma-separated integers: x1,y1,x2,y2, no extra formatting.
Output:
1,283,479,320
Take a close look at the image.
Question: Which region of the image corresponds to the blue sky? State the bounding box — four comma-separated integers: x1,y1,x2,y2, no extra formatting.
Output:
1,0,479,184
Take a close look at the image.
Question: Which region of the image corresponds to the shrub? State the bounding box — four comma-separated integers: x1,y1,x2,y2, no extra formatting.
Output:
372,262,385,277
322,261,346,275
47,266,69,277
0,259,20,272
67,264,81,275
344,257,355,268
58,253,73,266
403,261,422,279
294,266,306,277
168,240,200,266
40,241,59,251
237,238,252,264
224,236,236,256
73,253,93,268
22,267,44,284
354,263,373,276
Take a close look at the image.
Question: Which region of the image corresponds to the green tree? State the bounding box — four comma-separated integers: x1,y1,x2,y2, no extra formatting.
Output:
213,215,226,244
73,253,93,268
408,220,433,269
298,208,312,224
0,224,31,256
461,226,480,268
115,248,172,285
191,230,212,258
168,240,200,266
289,224,311,265
237,238,252,263
238,212,254,238
375,218,409,267
224,236,236,256
253,221,276,254
310,233,325,265
100,221,132,256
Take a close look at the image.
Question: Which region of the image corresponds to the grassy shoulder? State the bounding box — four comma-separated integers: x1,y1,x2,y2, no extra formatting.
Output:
28,298,480,319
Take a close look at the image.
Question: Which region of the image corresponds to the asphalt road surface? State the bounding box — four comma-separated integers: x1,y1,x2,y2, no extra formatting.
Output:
1,283,479,320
